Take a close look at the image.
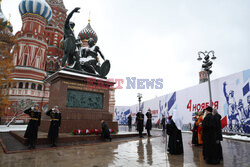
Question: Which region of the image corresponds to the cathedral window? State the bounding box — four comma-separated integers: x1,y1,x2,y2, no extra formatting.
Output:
23,55,27,66
25,83,29,89
18,82,23,89
37,84,42,91
30,23,33,31
31,83,36,90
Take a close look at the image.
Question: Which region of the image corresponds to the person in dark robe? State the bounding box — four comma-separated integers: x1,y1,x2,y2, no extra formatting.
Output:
213,108,223,161
145,109,152,137
166,110,184,155
101,120,112,141
161,115,166,131
202,106,220,164
128,114,132,131
46,106,61,147
136,110,144,138
191,113,199,146
24,104,41,149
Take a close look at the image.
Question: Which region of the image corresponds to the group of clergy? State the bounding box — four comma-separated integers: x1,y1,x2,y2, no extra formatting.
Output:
136,106,223,165
192,106,223,165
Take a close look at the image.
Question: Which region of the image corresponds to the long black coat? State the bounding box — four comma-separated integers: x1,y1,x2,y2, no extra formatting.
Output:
24,108,41,140
101,122,111,139
136,112,144,132
214,113,223,160
192,120,198,145
167,119,183,155
202,113,220,164
145,112,152,130
128,115,132,127
46,109,61,140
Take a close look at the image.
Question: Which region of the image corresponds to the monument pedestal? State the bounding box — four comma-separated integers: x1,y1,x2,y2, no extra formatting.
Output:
40,69,117,133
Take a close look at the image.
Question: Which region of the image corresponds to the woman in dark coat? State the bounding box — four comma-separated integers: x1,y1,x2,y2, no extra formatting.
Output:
166,110,183,155
101,120,112,141
145,109,152,137
202,106,220,164
46,106,61,147
24,104,41,149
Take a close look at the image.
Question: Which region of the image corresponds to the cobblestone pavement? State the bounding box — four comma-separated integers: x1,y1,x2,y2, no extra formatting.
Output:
0,129,250,167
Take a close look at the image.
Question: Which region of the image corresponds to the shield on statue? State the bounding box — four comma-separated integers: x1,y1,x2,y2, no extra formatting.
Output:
99,60,111,77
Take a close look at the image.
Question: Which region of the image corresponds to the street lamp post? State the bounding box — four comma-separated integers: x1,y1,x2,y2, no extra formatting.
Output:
197,51,216,107
137,93,142,111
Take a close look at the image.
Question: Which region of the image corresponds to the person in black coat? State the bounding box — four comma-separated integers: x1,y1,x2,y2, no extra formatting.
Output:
145,109,152,137
136,110,144,138
101,120,112,141
24,104,41,149
213,108,223,161
46,106,61,147
191,117,199,146
128,114,132,131
166,115,184,155
202,106,220,164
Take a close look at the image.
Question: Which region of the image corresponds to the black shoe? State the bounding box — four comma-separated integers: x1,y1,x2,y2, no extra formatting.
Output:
110,138,112,142
28,145,33,149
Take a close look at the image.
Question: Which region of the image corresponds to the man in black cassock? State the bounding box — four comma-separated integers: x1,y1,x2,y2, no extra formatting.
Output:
166,115,183,155
128,114,132,131
145,109,152,137
101,120,112,141
46,106,61,147
213,108,223,161
136,110,144,138
24,104,41,149
202,106,220,164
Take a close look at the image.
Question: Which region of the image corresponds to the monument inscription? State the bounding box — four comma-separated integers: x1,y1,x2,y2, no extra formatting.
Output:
66,89,103,109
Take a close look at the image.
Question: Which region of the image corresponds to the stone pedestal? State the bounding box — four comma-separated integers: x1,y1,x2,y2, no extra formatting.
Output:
40,69,117,133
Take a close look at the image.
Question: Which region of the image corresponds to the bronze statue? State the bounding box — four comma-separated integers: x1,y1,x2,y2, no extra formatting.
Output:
80,38,110,77
61,7,110,77
61,7,81,70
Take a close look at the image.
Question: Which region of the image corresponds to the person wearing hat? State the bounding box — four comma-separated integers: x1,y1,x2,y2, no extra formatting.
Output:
202,106,220,164
145,108,152,137
24,104,41,149
166,109,183,155
136,110,144,138
46,106,61,147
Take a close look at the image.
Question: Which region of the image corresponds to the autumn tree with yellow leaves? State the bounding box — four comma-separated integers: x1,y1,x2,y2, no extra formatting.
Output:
0,19,17,118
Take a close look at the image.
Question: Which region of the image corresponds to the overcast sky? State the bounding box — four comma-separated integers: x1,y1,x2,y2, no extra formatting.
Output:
2,0,250,106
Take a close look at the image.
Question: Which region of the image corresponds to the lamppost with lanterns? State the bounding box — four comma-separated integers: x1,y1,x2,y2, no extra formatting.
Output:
137,93,142,111
197,50,216,107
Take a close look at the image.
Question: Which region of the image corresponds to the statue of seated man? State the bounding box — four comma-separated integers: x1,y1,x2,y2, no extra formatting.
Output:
80,38,110,77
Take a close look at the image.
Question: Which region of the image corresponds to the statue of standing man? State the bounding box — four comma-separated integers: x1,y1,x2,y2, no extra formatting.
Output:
62,7,81,70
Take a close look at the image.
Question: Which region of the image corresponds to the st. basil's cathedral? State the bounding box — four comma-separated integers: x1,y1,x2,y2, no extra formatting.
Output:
0,0,100,122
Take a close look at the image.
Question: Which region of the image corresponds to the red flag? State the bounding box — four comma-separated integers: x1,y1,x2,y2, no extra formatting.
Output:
221,116,227,129
156,118,161,125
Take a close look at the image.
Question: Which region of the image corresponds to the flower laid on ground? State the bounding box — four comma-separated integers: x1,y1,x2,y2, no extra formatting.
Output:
72,128,116,135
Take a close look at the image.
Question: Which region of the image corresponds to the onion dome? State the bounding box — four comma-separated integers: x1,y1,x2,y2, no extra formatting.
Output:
18,0,52,22
0,0,13,32
78,19,98,44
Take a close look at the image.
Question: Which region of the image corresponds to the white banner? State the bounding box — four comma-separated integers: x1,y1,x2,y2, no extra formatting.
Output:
115,69,250,133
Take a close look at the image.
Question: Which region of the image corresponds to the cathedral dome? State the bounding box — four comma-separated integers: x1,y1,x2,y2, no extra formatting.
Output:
78,20,98,44
19,0,52,22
